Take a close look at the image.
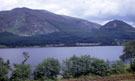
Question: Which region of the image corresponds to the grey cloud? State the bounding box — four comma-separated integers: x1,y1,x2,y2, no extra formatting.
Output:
0,0,135,26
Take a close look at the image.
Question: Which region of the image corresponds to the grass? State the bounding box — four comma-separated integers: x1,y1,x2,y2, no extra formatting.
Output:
122,80,135,81
61,73,135,81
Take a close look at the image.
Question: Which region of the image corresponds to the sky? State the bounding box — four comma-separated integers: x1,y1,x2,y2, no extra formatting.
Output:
0,0,135,26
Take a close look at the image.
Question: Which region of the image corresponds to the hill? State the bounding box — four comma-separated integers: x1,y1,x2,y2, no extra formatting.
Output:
87,20,135,45
0,8,135,47
0,7,100,37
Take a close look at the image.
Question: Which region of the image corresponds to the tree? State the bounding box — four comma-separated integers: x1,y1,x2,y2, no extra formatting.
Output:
10,64,31,81
91,58,111,76
10,52,31,81
0,57,10,81
120,41,135,61
120,40,135,72
34,58,60,80
62,55,93,78
22,52,30,64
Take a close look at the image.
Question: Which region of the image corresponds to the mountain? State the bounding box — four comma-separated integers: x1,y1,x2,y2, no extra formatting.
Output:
0,7,101,37
100,20,135,39
0,7,135,47
101,20,135,30
88,20,135,44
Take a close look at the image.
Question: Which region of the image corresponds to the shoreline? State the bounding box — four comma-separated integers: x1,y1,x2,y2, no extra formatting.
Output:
0,45,123,49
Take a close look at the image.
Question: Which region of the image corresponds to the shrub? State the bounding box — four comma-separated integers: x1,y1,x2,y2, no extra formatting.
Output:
34,58,60,80
91,58,112,76
0,57,10,81
10,64,31,81
62,55,93,78
111,60,126,74
130,58,135,73
10,52,31,81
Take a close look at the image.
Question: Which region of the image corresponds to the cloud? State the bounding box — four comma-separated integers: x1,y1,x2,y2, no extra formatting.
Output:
0,0,135,26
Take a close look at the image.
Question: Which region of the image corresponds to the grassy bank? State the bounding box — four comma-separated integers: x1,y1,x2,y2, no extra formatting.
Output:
61,73,135,81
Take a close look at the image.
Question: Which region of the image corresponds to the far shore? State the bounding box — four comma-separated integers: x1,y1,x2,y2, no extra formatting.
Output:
0,45,123,49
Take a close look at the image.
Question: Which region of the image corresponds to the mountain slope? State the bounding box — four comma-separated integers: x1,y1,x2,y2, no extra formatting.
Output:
100,20,135,39
88,20,135,44
0,8,135,47
0,7,101,36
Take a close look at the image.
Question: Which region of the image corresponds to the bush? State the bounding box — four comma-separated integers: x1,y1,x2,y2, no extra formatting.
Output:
10,64,31,81
91,58,112,76
10,52,31,81
130,58,135,73
34,58,60,80
0,57,10,81
62,55,93,78
111,60,126,74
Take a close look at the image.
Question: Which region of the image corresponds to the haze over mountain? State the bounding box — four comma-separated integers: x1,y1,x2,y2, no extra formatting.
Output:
0,8,135,47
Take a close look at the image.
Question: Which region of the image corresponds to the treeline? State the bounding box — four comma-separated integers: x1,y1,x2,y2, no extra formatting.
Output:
0,32,90,47
0,32,131,47
0,53,135,81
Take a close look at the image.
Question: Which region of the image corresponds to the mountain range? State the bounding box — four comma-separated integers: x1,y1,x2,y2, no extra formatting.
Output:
0,7,135,47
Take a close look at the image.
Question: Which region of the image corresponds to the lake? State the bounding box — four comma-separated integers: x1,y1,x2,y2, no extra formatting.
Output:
0,46,123,68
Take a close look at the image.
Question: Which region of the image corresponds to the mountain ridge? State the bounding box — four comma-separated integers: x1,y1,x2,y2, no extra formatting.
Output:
0,7,101,36
88,19,135,44
0,8,135,47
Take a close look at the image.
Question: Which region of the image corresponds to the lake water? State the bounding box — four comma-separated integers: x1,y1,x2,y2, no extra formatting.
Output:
0,46,124,68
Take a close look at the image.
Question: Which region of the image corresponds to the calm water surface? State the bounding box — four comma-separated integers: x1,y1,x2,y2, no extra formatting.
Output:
0,46,123,68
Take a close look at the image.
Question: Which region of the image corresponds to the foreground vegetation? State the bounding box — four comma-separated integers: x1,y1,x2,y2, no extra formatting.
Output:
0,54,134,81
0,40,135,81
